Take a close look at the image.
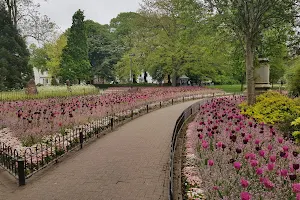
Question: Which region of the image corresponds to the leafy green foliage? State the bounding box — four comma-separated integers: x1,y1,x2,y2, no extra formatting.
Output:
240,91,300,124
29,34,67,79
240,91,300,139
60,10,91,83
291,117,300,143
0,3,32,91
85,20,123,82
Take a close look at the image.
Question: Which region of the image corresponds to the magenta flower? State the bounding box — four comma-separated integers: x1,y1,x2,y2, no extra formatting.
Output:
267,163,275,171
256,167,263,175
212,186,219,190
234,162,242,170
245,153,250,160
263,178,275,189
255,139,260,145
259,150,265,157
240,178,249,188
283,145,289,152
267,144,273,151
269,155,276,163
217,141,223,148
240,191,251,200
297,193,300,200
250,160,258,167
293,183,300,193
208,160,214,166
280,169,288,177
278,137,284,144
249,153,256,160
202,140,209,149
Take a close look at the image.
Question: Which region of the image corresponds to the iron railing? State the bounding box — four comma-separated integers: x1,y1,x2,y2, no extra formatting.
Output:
0,92,229,186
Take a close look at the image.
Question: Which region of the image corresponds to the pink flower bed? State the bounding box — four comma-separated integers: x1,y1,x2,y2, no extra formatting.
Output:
0,87,224,164
183,96,300,200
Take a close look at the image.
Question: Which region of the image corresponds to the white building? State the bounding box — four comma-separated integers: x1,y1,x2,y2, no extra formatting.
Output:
33,68,51,85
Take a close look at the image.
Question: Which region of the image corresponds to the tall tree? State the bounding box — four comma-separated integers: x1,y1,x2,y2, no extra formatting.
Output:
4,0,57,43
85,20,122,83
205,0,298,104
60,10,91,83
0,2,32,90
137,0,205,86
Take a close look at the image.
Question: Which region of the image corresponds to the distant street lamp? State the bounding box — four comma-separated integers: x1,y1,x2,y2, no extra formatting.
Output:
129,53,135,83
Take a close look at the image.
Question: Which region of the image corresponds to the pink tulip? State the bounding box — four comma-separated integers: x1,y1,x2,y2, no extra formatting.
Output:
202,141,209,149
259,150,265,157
278,137,284,143
263,178,274,189
269,155,276,163
267,144,273,151
217,141,223,148
283,146,289,152
267,163,275,171
234,162,242,170
250,160,258,167
280,169,288,177
240,178,249,188
240,191,251,200
293,183,300,193
256,168,263,175
208,160,214,166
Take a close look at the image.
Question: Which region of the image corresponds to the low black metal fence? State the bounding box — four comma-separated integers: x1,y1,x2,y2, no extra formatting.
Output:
0,92,228,186
168,93,241,200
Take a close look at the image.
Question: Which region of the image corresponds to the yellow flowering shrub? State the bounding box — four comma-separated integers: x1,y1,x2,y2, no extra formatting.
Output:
240,91,300,124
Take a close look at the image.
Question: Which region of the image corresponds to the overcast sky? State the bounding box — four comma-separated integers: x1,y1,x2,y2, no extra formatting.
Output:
36,0,142,31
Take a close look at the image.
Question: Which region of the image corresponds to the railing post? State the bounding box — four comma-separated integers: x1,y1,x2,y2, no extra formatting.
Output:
79,132,83,149
160,102,162,108
18,159,25,186
131,110,133,119
111,117,114,130
172,99,173,105
213,93,215,97
183,97,184,102
147,105,149,113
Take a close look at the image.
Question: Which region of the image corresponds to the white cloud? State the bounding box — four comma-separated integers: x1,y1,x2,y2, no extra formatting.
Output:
35,0,142,31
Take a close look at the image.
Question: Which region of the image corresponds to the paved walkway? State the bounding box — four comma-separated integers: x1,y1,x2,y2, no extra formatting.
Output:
1,100,200,200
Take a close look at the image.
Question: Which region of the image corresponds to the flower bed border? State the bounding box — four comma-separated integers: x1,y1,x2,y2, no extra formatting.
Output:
0,91,228,186
168,93,242,200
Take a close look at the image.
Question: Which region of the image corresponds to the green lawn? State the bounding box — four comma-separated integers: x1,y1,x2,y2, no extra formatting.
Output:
207,84,243,93
208,84,287,93
0,85,101,101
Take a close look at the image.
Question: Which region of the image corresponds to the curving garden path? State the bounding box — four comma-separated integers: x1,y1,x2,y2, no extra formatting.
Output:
1,99,201,200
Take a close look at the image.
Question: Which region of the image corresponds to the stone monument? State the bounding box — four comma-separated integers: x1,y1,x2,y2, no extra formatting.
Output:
66,80,72,93
255,58,271,95
25,79,38,95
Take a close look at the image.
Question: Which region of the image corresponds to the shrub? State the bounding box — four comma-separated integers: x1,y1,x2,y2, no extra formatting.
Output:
240,91,300,138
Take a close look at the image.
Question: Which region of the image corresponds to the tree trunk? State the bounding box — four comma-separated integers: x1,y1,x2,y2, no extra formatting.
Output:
240,81,244,92
246,39,255,105
172,69,177,87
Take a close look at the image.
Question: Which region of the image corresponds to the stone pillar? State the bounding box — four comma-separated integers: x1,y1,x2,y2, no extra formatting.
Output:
25,79,38,95
255,58,271,95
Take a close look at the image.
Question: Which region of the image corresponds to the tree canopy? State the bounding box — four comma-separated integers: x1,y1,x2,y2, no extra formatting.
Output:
60,9,91,83
0,2,32,90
